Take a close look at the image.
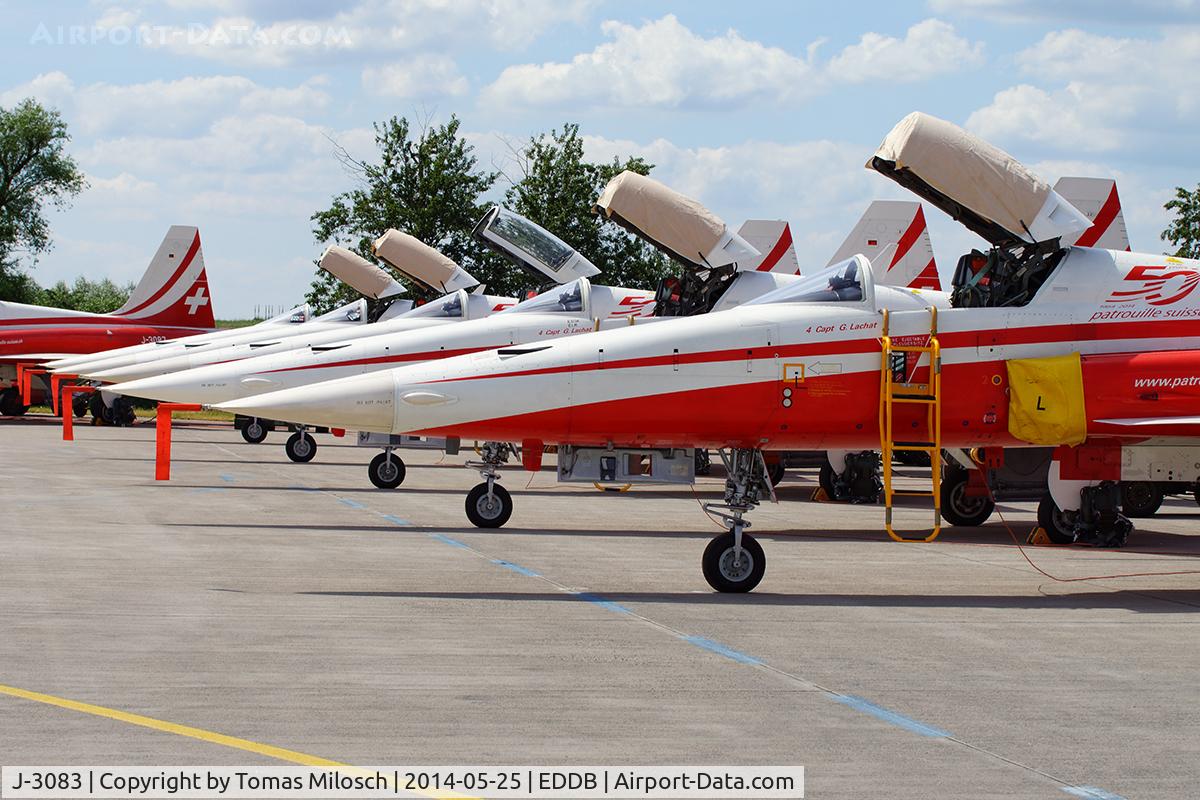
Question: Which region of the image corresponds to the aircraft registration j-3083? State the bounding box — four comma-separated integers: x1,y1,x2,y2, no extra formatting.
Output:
220,112,1200,593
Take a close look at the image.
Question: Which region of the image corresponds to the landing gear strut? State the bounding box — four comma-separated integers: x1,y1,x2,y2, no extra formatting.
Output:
368,448,406,489
465,441,515,528
700,448,771,592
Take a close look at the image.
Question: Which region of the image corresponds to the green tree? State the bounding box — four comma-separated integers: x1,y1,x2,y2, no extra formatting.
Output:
38,276,133,313
1164,184,1200,258
502,123,670,293
308,115,498,313
0,98,87,299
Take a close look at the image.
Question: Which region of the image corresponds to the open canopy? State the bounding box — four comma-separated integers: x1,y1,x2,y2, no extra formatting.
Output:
319,246,406,300
593,171,759,269
867,112,1091,247
473,207,599,284
371,230,479,293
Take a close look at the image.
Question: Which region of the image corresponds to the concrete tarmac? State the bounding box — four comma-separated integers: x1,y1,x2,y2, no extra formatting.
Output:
1,417,1198,799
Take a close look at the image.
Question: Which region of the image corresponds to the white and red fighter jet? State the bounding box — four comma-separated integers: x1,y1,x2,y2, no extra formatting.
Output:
218,112,1200,592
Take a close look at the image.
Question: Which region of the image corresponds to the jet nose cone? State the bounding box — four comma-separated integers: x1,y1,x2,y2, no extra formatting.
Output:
216,370,397,432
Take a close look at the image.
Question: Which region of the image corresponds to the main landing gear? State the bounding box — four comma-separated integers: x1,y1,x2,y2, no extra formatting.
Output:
464,441,515,528
0,386,29,417
700,448,772,593
1038,481,1132,547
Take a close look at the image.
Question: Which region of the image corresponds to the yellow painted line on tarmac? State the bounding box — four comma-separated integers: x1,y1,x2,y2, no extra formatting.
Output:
0,683,476,799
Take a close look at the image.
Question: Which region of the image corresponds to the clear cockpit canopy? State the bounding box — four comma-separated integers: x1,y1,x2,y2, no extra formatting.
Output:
503,277,588,315
474,207,600,284
746,255,873,307
398,290,466,319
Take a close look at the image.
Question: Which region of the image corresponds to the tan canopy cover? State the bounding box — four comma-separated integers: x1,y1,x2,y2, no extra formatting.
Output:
319,246,401,299
594,171,725,263
869,112,1052,241
372,230,464,290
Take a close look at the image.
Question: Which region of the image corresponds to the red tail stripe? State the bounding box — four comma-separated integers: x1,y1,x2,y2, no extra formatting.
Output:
888,206,926,270
1072,184,1120,249
755,223,793,272
117,232,202,318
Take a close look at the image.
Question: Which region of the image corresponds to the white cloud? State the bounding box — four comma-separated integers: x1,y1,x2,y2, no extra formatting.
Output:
828,18,983,83
362,57,469,99
966,28,1200,155
483,15,982,110
1,71,330,137
134,0,597,67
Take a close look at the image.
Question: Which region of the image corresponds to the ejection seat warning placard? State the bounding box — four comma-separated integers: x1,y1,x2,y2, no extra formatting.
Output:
1,766,805,798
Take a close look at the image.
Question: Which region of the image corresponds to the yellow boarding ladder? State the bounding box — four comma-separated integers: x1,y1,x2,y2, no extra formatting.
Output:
879,307,942,542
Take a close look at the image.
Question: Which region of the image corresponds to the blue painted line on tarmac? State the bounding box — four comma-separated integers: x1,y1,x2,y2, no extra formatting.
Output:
380,514,411,527
492,560,540,578
218,474,235,482
189,487,225,493
430,533,469,549
1061,787,1128,800
337,497,365,509
830,695,951,738
576,592,633,615
682,635,763,666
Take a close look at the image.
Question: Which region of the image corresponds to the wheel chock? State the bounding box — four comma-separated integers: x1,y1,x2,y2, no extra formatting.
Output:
811,487,832,502
1025,527,1060,546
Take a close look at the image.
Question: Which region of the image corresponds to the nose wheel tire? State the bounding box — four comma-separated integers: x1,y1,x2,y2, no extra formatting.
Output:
368,451,406,489
241,418,268,444
766,462,786,487
71,392,90,419
940,468,995,527
465,482,512,528
701,531,766,593
285,431,317,463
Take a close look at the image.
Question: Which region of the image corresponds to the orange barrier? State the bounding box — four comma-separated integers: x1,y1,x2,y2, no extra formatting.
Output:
61,386,97,441
21,368,47,406
155,403,202,481
50,373,77,416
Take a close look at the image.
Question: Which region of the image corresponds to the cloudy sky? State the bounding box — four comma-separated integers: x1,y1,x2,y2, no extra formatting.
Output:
2,0,1198,317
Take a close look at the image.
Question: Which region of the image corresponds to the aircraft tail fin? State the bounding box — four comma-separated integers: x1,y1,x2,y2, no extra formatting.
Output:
113,225,215,328
735,220,800,274
1053,177,1131,251
827,201,940,290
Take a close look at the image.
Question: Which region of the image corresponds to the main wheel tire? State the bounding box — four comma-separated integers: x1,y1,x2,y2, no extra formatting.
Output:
1194,484,1200,507
701,531,766,593
0,387,29,416
285,431,317,463
1121,481,1163,518
940,468,995,527
465,482,512,528
767,462,786,487
1037,493,1076,544
368,451,406,489
241,418,268,444
818,461,839,499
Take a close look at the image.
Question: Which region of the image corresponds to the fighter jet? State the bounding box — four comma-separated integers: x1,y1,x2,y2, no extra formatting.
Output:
0,226,216,416
219,113,1200,593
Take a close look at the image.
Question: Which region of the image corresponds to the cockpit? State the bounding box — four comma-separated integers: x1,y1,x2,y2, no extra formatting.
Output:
399,291,466,319
746,257,869,307
503,278,588,315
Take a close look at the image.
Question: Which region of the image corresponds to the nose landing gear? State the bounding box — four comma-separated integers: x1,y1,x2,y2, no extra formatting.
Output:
465,441,516,528
700,448,772,592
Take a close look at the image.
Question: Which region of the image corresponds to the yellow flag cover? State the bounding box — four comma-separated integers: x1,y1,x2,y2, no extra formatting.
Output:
1006,352,1087,446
